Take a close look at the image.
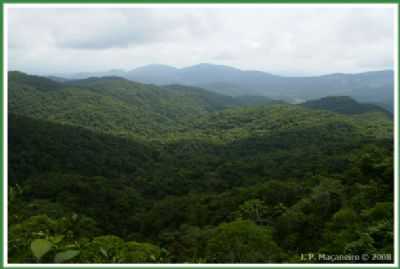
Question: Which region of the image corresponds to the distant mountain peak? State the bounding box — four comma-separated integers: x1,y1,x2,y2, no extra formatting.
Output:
130,64,178,72
184,63,241,71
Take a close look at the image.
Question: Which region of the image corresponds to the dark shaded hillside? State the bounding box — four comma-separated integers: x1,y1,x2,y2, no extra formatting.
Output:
301,96,391,116
8,114,159,183
9,71,63,92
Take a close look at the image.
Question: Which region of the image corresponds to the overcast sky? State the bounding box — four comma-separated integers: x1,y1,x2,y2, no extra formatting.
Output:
7,5,396,76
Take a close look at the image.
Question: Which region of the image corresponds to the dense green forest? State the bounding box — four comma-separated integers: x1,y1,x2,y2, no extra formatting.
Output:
8,71,394,263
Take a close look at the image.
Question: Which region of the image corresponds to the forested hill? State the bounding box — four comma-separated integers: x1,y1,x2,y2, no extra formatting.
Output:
9,71,277,138
301,96,391,116
8,71,394,263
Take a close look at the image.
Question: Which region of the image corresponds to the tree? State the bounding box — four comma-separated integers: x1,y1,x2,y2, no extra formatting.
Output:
235,199,270,224
205,220,284,263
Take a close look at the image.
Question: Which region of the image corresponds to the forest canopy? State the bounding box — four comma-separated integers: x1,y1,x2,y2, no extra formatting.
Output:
8,71,394,263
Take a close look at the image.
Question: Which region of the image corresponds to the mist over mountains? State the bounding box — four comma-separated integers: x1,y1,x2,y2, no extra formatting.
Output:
53,63,394,111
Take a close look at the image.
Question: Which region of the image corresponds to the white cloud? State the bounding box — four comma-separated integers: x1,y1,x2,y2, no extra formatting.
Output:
7,5,396,76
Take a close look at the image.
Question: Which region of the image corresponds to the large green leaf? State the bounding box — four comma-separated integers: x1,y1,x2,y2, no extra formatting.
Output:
30,239,52,260
54,250,80,263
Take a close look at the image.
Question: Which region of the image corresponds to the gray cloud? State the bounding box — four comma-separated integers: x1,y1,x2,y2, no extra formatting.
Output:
7,5,396,76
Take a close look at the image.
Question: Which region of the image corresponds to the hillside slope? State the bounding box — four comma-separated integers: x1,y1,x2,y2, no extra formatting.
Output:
10,71,272,138
301,96,391,116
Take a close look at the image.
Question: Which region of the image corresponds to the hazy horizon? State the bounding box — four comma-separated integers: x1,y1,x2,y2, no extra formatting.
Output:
8,5,396,76
9,62,395,78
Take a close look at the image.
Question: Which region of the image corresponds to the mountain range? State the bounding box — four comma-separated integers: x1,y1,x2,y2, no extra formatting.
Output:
52,63,394,111
9,71,391,139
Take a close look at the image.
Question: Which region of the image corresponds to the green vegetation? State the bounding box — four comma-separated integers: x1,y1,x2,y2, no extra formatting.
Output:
9,72,394,263
302,96,391,116
9,71,274,139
